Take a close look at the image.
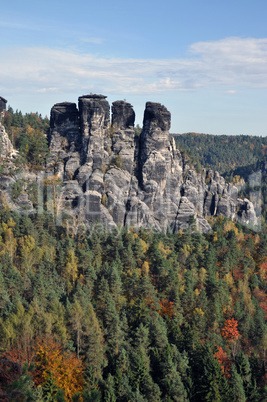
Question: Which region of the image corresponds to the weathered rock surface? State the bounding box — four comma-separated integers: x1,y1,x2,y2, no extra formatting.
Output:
0,124,18,160
48,102,80,179
0,97,7,120
0,94,257,232
45,94,258,232
0,99,18,160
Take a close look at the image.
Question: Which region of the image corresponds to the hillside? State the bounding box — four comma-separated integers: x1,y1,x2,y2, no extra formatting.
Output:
172,133,267,174
0,102,266,400
0,210,266,400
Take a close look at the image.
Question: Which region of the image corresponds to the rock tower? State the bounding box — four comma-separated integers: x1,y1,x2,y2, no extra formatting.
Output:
47,94,257,232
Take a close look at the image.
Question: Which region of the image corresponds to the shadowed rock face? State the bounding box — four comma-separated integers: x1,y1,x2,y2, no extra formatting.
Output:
78,95,110,138
143,102,171,132
50,102,80,128
47,94,257,233
0,97,7,120
112,101,135,130
48,102,81,179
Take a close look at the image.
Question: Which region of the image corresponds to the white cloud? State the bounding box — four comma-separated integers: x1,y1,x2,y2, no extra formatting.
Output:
37,88,58,93
188,37,267,88
225,90,237,94
1,37,267,101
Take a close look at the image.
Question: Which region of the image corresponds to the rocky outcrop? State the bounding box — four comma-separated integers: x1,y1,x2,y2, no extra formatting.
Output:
45,94,258,233
0,98,17,160
0,124,18,160
0,123,32,215
0,97,7,120
0,93,257,232
48,102,80,179
0,97,34,214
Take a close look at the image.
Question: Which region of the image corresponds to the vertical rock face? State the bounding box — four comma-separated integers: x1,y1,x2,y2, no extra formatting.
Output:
0,97,17,160
78,95,110,174
47,94,257,232
79,95,110,138
0,124,17,159
0,97,24,213
49,102,80,151
112,100,135,130
140,102,177,188
141,102,171,157
110,101,136,174
0,96,7,120
48,102,80,179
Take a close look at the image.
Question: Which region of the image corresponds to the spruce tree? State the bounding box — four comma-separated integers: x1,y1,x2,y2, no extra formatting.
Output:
229,366,246,402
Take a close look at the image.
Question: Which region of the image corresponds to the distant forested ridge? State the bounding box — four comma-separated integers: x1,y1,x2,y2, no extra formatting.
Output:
172,132,267,174
0,209,266,400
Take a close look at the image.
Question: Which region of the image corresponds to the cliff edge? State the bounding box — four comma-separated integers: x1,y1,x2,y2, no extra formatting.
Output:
46,94,257,232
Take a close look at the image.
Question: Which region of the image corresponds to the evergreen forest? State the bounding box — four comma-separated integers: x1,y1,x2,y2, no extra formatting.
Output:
0,212,266,400
0,109,266,401
172,133,267,174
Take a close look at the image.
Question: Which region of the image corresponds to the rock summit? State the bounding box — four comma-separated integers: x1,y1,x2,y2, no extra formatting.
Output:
46,94,257,232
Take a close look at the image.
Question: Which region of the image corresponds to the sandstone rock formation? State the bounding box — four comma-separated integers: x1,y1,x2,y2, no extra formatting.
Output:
46,94,257,232
0,124,18,160
0,97,7,120
0,98,32,214
0,94,257,232
0,98,18,160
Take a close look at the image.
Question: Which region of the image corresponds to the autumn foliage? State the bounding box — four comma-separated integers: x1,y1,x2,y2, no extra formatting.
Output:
0,210,266,400
0,337,84,400
221,318,241,341
215,346,231,379
34,337,84,400
158,299,174,319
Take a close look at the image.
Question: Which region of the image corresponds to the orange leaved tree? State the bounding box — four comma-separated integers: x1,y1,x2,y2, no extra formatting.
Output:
214,346,231,378
158,299,174,319
34,337,84,400
221,318,241,341
221,318,241,357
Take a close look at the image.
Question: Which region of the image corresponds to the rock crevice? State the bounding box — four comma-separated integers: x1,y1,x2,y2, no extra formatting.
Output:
47,94,257,232
1,93,256,233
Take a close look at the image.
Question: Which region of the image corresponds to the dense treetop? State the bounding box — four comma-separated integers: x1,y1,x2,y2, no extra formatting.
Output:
172,132,267,174
0,109,266,400
1,106,49,170
0,208,266,400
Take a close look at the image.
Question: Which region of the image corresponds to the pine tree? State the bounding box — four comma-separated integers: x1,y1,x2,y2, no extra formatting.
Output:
103,373,117,402
83,303,106,378
191,345,229,402
229,366,246,402
69,300,84,358
235,351,251,393
160,348,188,401
103,293,124,356
6,363,37,402
42,373,59,401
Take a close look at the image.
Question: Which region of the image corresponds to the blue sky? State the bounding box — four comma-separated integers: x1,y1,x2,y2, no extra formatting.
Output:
1,0,267,135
